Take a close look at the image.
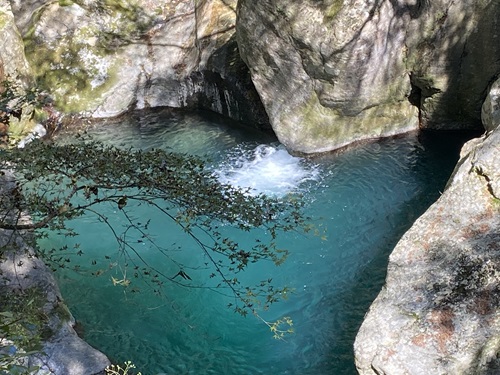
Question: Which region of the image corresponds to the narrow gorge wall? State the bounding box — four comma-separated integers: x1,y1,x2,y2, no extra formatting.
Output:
354,79,500,374
9,0,269,129
236,0,500,153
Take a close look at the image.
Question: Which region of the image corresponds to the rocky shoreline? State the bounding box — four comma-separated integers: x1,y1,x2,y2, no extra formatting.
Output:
0,171,110,375
354,81,500,374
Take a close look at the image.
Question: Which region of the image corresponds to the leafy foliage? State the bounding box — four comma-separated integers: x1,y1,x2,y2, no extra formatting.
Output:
105,361,142,375
0,79,38,125
0,136,308,319
0,77,44,143
0,288,46,374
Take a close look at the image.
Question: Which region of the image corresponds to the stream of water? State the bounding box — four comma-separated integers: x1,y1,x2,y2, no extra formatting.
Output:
42,109,471,374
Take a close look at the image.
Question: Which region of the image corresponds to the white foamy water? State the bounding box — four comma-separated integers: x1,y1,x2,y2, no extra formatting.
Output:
213,144,320,196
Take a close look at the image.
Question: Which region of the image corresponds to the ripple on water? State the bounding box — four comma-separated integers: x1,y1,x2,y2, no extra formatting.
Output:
48,111,469,375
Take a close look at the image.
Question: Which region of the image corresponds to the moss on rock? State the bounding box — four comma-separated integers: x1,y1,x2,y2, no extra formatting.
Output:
276,91,418,154
23,1,152,114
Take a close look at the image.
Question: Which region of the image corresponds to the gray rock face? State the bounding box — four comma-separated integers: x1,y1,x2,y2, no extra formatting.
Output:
236,0,500,153
0,249,111,375
482,77,500,132
405,1,500,130
354,122,500,374
12,0,269,129
0,1,31,80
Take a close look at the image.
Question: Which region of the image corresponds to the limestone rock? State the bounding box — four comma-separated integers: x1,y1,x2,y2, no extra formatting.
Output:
354,126,500,374
236,0,500,153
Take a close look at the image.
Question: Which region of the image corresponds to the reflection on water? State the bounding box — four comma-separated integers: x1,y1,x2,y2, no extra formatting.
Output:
47,109,472,374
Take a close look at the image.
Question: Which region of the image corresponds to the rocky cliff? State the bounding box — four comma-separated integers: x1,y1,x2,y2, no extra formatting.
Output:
5,0,500,153
8,0,269,128
354,78,500,374
236,0,500,153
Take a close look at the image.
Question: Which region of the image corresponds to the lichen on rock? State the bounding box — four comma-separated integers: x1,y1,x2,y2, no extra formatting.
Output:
15,0,266,127
22,1,149,115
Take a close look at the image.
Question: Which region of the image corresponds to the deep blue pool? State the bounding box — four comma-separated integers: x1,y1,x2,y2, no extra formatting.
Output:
42,109,471,374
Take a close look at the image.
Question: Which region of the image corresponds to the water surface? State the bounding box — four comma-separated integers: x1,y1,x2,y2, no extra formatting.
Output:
45,109,471,374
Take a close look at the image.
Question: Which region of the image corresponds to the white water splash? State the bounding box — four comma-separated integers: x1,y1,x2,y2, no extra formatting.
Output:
214,144,320,196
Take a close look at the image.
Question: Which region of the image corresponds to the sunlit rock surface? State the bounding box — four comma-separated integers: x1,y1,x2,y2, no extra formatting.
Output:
0,1,30,79
236,0,500,153
11,0,268,128
354,82,500,373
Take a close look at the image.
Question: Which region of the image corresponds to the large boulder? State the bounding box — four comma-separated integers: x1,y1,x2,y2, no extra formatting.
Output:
236,0,500,153
13,0,269,128
354,80,500,373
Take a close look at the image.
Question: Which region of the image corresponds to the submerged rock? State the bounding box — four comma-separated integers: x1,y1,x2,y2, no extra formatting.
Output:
354,117,500,372
236,0,500,153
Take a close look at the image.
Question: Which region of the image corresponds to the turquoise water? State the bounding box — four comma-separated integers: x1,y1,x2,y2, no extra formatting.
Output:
44,109,470,374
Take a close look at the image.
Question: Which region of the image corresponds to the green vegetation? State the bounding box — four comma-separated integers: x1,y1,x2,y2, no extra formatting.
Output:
0,137,306,315
324,0,344,21
0,288,48,374
0,77,308,369
0,78,44,145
